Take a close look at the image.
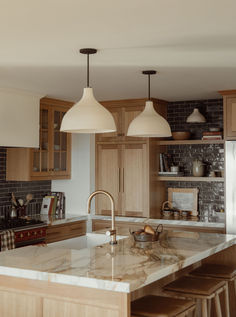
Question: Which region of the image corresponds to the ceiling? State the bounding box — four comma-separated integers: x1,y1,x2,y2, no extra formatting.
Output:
0,0,236,102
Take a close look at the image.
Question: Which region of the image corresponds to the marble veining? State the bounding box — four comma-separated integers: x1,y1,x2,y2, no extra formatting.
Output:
0,231,235,293
92,214,225,228
34,213,225,228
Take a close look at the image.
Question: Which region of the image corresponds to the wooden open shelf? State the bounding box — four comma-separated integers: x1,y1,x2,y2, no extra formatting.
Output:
156,176,224,182
156,139,225,145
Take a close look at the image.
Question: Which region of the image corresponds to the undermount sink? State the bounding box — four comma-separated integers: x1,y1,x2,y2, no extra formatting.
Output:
48,233,126,250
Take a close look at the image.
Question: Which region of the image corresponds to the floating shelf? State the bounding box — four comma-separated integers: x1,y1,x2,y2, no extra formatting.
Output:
156,139,225,145
156,176,224,182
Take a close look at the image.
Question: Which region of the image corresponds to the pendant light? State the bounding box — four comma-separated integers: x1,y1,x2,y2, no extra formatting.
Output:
186,108,206,123
127,71,171,137
60,48,116,133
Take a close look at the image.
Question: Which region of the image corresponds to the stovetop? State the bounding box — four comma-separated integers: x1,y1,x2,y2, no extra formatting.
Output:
0,218,46,230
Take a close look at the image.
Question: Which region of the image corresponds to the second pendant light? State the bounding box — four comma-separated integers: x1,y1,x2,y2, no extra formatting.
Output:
127,71,171,137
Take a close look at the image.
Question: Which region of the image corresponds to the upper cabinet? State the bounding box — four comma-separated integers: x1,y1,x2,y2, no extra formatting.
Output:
0,88,41,147
95,98,168,218
220,90,236,140
96,99,167,142
6,97,73,181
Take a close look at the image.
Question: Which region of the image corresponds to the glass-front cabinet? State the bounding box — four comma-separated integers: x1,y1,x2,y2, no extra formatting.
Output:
6,97,72,181
31,99,72,179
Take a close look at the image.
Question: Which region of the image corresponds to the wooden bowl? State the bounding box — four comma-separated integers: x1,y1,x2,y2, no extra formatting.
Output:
172,131,191,140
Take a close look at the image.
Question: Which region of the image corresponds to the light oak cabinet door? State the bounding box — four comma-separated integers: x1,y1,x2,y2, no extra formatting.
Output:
95,143,149,217
96,144,122,215
123,106,145,141
122,143,149,217
225,97,236,139
96,107,122,141
0,290,42,317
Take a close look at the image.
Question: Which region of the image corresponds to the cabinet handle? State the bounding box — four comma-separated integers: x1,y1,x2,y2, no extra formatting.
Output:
118,168,121,192
123,168,125,192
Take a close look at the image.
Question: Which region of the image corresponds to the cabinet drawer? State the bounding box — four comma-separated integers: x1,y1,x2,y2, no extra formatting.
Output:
46,221,86,243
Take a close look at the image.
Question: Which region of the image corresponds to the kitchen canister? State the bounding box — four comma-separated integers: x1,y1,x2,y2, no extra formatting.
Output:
192,159,205,177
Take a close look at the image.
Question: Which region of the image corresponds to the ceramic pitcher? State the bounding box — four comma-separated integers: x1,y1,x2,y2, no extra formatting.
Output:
192,159,205,177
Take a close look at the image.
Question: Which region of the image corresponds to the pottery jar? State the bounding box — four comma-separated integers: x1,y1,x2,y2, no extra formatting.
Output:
192,160,205,177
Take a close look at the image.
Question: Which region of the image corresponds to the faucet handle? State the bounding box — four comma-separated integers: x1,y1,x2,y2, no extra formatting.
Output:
106,229,116,236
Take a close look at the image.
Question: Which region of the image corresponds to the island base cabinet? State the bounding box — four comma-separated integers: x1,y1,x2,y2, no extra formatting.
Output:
43,298,121,317
0,290,42,317
0,275,130,317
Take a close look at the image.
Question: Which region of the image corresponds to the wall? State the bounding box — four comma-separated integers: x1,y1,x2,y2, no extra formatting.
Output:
166,98,224,220
0,147,51,216
51,134,95,215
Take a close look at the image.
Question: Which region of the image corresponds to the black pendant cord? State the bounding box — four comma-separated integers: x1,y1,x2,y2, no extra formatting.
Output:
87,53,90,87
148,74,150,100
142,70,156,101
79,48,97,88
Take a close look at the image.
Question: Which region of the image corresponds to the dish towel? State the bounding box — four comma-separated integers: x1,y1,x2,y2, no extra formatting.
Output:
0,230,15,251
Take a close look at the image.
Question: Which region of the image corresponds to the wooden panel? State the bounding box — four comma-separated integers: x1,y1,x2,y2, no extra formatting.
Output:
43,298,119,317
6,148,32,181
96,107,122,141
0,275,130,317
157,140,224,145
123,106,144,141
122,143,149,217
96,144,122,215
45,221,86,243
0,290,42,317
149,141,166,218
156,176,224,182
224,96,236,139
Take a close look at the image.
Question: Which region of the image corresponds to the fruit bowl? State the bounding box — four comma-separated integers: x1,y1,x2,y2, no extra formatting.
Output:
172,131,191,140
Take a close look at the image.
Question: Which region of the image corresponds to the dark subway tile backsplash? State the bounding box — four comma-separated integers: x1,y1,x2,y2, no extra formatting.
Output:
166,98,224,218
167,99,223,139
0,148,51,216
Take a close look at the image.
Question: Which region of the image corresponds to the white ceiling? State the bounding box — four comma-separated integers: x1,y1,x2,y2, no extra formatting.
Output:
0,0,236,102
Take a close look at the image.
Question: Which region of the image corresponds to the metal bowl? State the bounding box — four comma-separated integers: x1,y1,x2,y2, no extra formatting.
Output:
130,224,163,242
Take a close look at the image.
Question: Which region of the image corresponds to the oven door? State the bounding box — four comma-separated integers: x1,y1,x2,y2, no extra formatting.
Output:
14,227,47,248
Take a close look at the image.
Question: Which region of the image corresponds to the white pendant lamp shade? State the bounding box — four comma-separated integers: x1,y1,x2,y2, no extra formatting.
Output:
127,70,171,137
60,48,116,134
127,100,171,137
60,88,116,133
186,108,206,123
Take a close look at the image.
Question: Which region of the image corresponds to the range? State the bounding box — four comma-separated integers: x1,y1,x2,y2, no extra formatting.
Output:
0,217,47,249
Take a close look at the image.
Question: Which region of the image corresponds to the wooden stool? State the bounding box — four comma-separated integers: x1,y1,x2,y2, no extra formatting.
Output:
164,276,228,317
131,295,196,317
191,263,236,317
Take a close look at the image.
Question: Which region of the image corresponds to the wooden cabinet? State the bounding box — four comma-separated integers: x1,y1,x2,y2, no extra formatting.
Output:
96,142,149,217
97,100,148,142
45,220,86,243
96,144,122,215
95,98,168,218
122,143,148,217
6,97,72,181
220,90,236,139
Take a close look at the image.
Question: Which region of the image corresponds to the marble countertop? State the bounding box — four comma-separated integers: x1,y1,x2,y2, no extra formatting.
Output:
0,231,234,293
36,213,225,228
91,215,225,228
35,214,88,226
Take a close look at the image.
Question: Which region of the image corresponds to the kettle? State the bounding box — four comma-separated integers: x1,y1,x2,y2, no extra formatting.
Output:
192,159,205,177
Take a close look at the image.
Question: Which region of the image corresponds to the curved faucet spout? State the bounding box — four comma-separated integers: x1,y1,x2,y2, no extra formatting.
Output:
87,190,117,244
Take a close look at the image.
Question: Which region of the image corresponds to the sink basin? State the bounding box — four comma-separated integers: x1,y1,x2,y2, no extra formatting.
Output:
48,233,126,250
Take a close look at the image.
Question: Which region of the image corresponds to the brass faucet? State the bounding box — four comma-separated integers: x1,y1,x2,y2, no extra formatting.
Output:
87,190,117,245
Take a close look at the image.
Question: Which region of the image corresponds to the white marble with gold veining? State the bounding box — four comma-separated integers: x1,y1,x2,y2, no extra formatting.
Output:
0,231,235,293
34,213,225,228
91,214,225,228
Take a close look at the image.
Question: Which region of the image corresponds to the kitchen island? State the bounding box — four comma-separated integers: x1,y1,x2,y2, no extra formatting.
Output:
0,231,235,317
